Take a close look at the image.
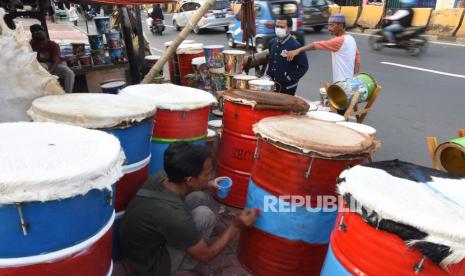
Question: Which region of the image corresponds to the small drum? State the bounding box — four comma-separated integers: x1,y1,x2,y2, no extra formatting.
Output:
120,83,217,175
79,54,92,66
434,137,465,177
64,54,79,67
109,47,125,63
192,56,208,83
233,74,257,90
185,73,198,87
71,43,85,56
321,160,465,275
239,115,378,276
94,16,111,34
100,79,126,94
216,89,310,208
164,40,195,84
307,111,345,122
336,121,376,137
209,67,226,92
225,74,234,90
223,49,246,75
0,122,121,275
208,119,222,134
327,73,377,110
88,34,104,50
91,49,108,65
203,45,224,68
248,79,275,91
176,43,204,86
106,30,122,49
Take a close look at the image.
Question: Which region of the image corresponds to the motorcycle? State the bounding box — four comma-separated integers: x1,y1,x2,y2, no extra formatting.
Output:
369,20,428,56
149,18,165,35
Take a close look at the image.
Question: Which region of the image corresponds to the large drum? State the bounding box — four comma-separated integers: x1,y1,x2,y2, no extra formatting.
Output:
120,83,217,175
0,122,123,275
176,43,204,86
238,115,378,276
28,94,156,260
216,89,310,208
321,160,465,276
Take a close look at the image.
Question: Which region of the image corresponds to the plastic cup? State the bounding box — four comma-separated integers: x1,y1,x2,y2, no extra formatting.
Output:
215,177,233,199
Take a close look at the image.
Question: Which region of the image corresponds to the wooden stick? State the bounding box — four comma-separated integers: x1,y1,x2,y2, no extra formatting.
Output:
458,129,465,138
344,91,360,121
358,84,381,123
426,136,439,169
141,0,217,84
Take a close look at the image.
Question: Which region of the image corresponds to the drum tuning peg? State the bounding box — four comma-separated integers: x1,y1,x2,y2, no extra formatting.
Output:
106,193,114,205
304,157,315,179
14,203,29,236
253,140,260,159
336,177,346,184
181,111,187,119
413,256,426,274
338,213,347,232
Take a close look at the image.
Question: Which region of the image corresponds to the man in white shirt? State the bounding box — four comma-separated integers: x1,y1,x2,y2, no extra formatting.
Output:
286,14,360,83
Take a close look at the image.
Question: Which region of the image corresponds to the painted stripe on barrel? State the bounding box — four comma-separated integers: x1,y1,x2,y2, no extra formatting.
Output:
320,245,350,276
246,179,337,243
151,134,207,143
122,154,151,174
0,212,115,267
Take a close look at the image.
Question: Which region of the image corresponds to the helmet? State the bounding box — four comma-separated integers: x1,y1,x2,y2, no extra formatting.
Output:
400,0,415,8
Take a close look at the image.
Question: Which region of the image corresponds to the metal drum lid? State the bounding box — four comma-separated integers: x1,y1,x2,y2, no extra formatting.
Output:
253,115,378,157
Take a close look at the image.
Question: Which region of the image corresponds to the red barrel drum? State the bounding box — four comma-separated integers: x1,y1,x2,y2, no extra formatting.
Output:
164,40,195,84
239,115,377,276
215,89,310,208
176,43,204,86
321,160,465,276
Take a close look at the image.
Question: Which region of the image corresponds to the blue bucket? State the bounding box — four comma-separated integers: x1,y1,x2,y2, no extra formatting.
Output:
94,17,111,34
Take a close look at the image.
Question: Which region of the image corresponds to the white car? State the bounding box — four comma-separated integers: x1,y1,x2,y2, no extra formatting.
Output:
172,0,234,34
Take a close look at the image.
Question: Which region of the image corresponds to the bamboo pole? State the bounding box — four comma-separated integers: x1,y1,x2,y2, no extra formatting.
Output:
142,0,217,84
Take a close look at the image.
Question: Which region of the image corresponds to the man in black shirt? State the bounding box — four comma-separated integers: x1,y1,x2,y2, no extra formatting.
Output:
120,142,258,276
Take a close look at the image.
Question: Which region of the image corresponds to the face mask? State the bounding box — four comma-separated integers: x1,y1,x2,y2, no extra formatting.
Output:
275,27,287,38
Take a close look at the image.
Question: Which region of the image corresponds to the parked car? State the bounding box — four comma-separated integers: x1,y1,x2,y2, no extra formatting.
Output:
227,0,305,52
172,0,234,33
298,0,334,32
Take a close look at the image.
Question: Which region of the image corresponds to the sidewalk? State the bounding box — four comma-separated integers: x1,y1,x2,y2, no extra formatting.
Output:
18,18,88,43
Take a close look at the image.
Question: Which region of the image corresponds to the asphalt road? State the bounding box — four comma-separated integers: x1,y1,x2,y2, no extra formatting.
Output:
122,13,465,167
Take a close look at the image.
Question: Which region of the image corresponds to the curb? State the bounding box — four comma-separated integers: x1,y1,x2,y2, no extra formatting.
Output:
348,27,465,45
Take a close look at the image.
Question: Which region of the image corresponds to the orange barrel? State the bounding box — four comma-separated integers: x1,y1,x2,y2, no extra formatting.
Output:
120,83,217,175
321,160,465,276
239,115,377,276
164,40,195,84
176,43,204,86
215,90,310,208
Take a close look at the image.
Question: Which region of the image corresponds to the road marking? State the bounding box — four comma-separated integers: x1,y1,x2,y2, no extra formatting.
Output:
381,62,465,79
347,31,465,48
165,25,174,28
150,47,164,53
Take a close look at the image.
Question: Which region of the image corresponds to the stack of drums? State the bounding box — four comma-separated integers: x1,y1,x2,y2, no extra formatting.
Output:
27,94,156,260
164,40,195,84
176,43,204,86
321,160,465,275
215,89,310,208
0,122,124,275
192,57,210,89
88,34,109,66
204,45,224,92
223,50,246,89
238,115,378,275
144,55,164,83
120,83,217,175
106,30,124,64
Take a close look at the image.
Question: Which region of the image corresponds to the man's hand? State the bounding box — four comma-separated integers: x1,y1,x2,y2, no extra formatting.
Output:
233,208,259,229
207,179,220,190
287,49,300,61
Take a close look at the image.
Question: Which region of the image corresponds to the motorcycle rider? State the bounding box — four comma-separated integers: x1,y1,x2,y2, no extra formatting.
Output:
383,0,415,45
150,4,164,22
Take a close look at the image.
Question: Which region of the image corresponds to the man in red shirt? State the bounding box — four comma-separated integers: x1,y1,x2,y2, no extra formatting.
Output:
29,24,75,93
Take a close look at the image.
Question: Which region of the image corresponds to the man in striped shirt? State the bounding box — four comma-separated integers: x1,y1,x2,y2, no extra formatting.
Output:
287,14,360,83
